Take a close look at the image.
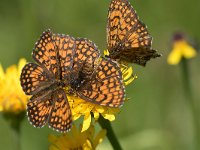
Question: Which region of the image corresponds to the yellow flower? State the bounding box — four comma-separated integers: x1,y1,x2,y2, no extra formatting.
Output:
167,34,197,65
121,63,137,86
0,58,29,114
65,52,136,132
104,49,137,86
66,93,120,132
49,125,106,150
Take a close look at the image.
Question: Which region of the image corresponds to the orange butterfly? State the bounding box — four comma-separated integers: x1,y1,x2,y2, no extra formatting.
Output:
107,0,161,66
20,29,125,132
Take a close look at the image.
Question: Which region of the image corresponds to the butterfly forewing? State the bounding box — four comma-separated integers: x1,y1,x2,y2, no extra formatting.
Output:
32,29,59,76
20,63,51,95
107,0,138,51
53,34,76,82
78,57,125,108
107,0,161,65
126,21,152,48
71,38,100,79
48,89,72,133
74,38,100,69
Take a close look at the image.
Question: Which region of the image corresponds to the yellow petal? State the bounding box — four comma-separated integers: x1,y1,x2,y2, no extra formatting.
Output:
72,113,82,121
82,104,93,114
18,58,26,73
123,66,133,80
167,47,182,65
0,64,5,79
84,140,93,150
103,49,110,56
81,113,91,132
49,124,106,150
0,106,3,111
124,75,137,86
102,113,115,121
95,106,104,113
182,44,197,59
93,111,100,120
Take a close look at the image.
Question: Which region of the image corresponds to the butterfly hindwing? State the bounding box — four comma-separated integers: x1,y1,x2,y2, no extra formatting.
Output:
77,57,125,108
27,94,52,128
48,89,72,133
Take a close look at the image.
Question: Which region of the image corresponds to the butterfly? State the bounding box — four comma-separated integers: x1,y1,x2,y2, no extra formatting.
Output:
107,0,161,66
20,29,125,132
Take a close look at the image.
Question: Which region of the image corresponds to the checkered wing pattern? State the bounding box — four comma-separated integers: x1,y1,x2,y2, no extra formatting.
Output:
48,89,72,133
20,63,51,95
27,94,52,128
53,34,75,82
72,38,100,77
107,0,160,66
77,58,125,108
32,29,59,75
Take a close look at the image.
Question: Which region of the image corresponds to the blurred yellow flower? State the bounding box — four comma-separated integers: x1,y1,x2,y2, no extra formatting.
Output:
65,53,136,132
49,125,106,150
0,58,29,114
167,34,197,65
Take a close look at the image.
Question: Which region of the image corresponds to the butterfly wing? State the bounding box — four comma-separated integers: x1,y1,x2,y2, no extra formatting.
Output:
20,63,51,95
107,0,139,51
32,29,60,76
71,38,100,79
48,89,72,133
53,34,76,82
77,57,125,108
27,93,52,128
107,0,160,65
120,21,161,66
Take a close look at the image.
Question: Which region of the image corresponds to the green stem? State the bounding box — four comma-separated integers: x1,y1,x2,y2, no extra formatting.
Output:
3,112,25,150
11,123,21,150
98,115,123,150
181,58,200,150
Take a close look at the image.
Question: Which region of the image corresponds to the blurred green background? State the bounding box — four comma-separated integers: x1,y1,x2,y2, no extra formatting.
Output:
0,0,200,149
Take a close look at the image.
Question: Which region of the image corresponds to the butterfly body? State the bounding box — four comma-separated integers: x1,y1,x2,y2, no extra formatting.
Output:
68,73,85,95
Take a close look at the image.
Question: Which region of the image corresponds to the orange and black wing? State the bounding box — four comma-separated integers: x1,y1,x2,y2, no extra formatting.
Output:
20,63,51,95
53,33,76,82
107,0,160,66
77,57,125,108
27,93,52,128
107,0,139,51
32,29,59,76
48,89,72,133
72,38,100,78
